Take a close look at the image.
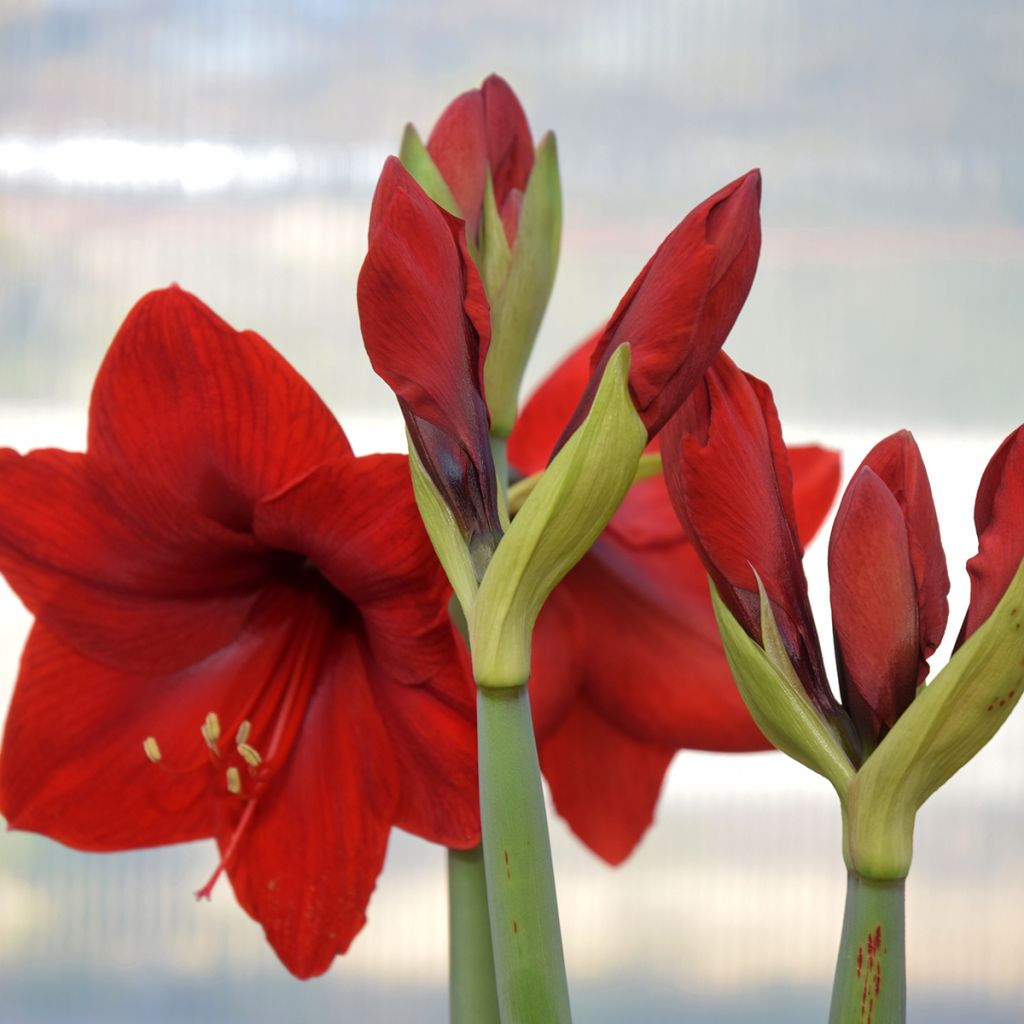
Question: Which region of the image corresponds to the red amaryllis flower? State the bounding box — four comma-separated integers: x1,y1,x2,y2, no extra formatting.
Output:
507,336,841,863
425,72,534,243
553,169,762,455
0,287,479,978
663,352,950,755
358,156,502,561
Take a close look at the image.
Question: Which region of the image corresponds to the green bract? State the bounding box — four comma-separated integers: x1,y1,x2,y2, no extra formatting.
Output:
470,344,647,689
408,440,480,616
711,579,855,795
482,132,562,436
398,124,461,217
846,556,1024,879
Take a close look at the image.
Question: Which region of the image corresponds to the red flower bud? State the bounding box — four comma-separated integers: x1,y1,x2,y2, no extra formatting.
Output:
829,432,949,747
553,169,761,455
358,157,502,550
426,73,534,241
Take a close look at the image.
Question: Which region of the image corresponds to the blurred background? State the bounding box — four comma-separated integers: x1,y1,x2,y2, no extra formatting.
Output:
1,1,1023,1021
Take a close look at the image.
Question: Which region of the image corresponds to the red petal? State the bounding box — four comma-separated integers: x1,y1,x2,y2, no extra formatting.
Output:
662,353,829,706
0,624,240,849
0,448,267,673
552,533,768,752
221,632,400,978
829,466,921,742
370,657,479,849
539,695,675,865
789,445,843,546
426,86,488,236
858,431,948,672
555,170,762,450
480,75,534,208
88,287,351,519
507,331,601,476
962,425,1024,641
254,454,458,685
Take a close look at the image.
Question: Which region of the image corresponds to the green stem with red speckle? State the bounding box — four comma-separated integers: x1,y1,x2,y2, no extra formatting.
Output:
829,871,906,1024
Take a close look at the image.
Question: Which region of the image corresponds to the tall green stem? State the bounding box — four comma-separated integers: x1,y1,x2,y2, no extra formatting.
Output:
448,845,501,1024
477,685,572,1023
829,872,906,1024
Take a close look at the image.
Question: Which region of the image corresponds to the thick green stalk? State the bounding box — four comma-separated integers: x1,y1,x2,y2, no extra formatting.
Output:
829,872,906,1024
477,685,572,1023
448,845,501,1024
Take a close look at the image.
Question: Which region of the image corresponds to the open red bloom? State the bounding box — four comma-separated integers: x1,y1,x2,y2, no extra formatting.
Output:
664,354,952,754
426,73,534,243
508,335,840,863
0,288,479,978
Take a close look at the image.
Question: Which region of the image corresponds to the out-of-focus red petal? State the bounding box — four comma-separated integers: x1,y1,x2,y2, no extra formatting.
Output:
426,86,488,236
539,695,675,866
662,353,828,706
529,585,588,740
480,74,534,207
859,431,948,673
829,467,920,742
555,170,762,450
555,535,768,751
0,624,241,848
789,445,843,546
88,287,351,519
0,448,269,673
221,632,399,979
507,331,601,476
961,425,1024,641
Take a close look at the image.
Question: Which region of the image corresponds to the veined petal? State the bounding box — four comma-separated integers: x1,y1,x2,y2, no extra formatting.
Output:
961,425,1024,642
539,695,676,866
221,631,399,978
254,454,459,685
554,170,762,450
829,466,921,744
88,287,351,522
0,448,269,672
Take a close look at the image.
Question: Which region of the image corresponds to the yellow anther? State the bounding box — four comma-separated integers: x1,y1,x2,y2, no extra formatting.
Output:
235,720,252,745
226,766,242,795
143,737,162,763
201,712,221,749
237,743,262,768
